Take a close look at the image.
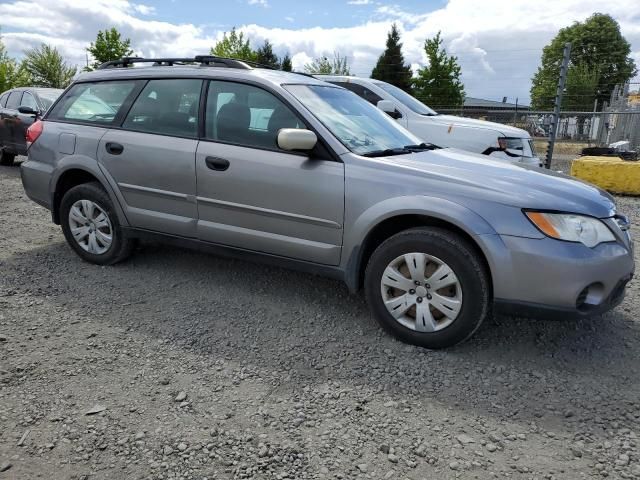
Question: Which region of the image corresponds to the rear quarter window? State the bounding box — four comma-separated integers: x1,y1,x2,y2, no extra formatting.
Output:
0,93,8,108
48,81,140,125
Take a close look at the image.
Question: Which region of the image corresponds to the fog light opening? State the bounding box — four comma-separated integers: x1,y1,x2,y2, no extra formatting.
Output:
576,283,605,311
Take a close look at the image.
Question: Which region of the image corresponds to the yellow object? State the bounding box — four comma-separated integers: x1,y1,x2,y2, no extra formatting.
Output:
571,156,640,196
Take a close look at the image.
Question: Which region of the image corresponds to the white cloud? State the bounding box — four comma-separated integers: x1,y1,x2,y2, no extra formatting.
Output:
347,0,372,5
0,0,638,103
285,16,295,23
132,4,155,15
248,0,269,7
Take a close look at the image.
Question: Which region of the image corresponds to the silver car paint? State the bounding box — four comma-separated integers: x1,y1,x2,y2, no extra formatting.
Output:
21,66,634,313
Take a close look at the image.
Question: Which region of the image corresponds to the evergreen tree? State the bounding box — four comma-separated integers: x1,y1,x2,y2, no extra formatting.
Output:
371,23,412,92
211,28,257,61
86,27,133,71
530,13,636,110
256,40,280,68
413,32,464,109
280,53,292,71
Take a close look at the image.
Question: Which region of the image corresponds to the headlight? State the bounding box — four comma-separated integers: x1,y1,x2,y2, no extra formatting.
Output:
525,211,616,247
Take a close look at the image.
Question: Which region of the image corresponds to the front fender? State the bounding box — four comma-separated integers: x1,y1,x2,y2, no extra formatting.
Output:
342,195,498,290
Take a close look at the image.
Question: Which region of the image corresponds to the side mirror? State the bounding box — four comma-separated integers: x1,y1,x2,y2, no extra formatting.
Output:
277,128,317,151
18,106,39,116
377,100,402,119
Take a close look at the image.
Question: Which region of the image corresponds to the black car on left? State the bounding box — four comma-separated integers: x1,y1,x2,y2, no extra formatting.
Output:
0,87,62,166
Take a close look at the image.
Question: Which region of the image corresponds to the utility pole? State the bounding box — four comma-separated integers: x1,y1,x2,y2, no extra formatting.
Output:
545,42,571,169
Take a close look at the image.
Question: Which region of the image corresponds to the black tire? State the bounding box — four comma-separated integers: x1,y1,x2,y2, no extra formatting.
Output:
60,182,134,265
0,149,16,166
364,227,490,349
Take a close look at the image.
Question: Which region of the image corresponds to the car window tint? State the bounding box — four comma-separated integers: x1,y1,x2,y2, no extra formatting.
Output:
21,92,38,110
332,82,383,106
0,93,8,108
205,81,303,149
49,81,138,124
6,91,22,109
122,79,201,138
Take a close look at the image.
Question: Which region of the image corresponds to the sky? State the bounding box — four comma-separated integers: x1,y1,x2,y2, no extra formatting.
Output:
1,0,639,105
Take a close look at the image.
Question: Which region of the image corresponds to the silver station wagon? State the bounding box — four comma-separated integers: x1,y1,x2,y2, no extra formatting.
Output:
21,56,634,349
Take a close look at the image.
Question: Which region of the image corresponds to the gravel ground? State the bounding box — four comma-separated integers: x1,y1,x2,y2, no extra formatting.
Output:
1,159,639,480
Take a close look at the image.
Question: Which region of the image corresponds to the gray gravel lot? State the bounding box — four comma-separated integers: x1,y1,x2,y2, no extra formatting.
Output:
1,159,639,480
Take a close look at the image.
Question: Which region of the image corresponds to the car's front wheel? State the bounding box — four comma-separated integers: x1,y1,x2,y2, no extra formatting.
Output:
60,182,134,265
364,227,490,349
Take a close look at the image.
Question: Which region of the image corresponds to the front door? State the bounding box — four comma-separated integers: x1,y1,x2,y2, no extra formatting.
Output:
195,80,344,265
97,79,202,237
1,91,23,150
13,91,39,154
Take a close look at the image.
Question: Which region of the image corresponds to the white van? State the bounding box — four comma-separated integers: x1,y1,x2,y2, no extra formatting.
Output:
317,75,542,167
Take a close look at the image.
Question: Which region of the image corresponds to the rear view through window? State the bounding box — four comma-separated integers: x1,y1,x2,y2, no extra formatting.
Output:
49,81,138,124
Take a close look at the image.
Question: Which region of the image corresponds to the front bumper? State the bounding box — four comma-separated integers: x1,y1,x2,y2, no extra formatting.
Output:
484,233,634,319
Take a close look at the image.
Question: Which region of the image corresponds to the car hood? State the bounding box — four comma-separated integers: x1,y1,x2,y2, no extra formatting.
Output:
432,114,531,139
382,148,616,218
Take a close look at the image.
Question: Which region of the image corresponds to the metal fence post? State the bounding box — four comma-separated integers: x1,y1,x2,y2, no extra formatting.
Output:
545,42,572,169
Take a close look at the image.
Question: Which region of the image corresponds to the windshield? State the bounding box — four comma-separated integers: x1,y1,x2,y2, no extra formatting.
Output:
36,90,62,110
285,84,421,156
372,81,437,116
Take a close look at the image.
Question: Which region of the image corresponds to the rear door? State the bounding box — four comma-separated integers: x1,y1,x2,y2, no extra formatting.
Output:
98,78,202,237
195,80,344,265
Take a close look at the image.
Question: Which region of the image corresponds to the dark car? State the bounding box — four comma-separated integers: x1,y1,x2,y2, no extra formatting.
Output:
0,87,62,165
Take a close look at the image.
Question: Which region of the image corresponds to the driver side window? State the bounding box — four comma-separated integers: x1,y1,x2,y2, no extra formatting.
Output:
205,81,303,150
20,92,38,110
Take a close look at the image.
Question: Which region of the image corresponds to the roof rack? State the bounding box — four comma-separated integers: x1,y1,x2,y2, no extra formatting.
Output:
97,55,254,70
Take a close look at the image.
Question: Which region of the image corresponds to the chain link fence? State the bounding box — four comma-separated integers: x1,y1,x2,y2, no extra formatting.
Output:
438,83,640,171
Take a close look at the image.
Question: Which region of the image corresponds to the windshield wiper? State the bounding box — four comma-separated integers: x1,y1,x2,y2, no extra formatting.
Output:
362,147,411,158
404,142,440,151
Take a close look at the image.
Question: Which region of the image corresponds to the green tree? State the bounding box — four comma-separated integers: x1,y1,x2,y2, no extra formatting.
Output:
0,30,29,91
22,44,77,88
563,64,600,111
304,52,350,75
371,23,412,92
413,32,464,109
280,52,292,72
255,39,279,68
210,27,257,61
530,13,636,110
86,27,134,71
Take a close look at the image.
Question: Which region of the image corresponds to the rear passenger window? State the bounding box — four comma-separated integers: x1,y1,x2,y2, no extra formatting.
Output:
49,81,139,124
5,91,22,109
205,81,303,150
122,79,201,138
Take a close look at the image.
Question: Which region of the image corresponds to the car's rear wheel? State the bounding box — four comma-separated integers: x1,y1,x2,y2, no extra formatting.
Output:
0,149,15,166
364,227,490,349
60,182,134,265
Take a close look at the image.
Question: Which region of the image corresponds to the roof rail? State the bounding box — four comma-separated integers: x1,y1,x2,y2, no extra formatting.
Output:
97,56,254,70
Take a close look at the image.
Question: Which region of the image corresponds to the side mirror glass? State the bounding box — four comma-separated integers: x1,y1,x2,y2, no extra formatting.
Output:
18,106,38,116
277,128,317,151
377,100,402,119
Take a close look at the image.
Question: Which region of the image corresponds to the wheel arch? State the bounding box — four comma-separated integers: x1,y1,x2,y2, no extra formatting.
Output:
50,161,127,226
344,197,497,294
